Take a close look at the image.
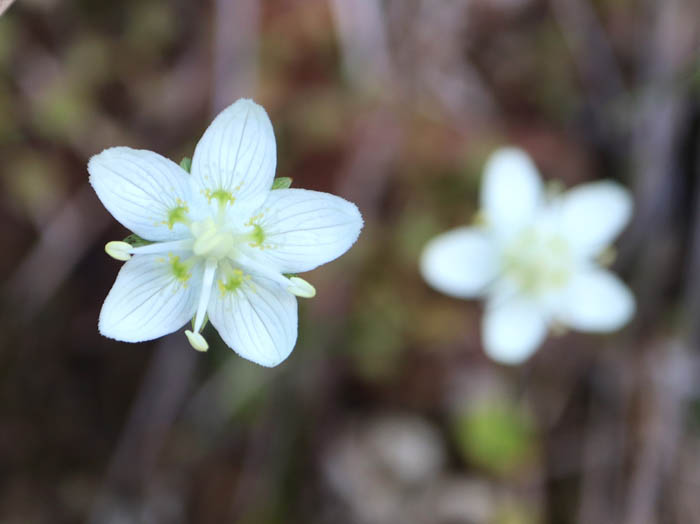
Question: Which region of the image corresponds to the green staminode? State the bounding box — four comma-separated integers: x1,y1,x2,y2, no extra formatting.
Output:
208,189,236,206
250,223,265,246
218,269,247,294
169,255,192,283
167,205,189,229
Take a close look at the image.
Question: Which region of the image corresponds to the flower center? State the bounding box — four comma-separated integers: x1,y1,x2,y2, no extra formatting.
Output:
501,227,573,295
191,218,237,259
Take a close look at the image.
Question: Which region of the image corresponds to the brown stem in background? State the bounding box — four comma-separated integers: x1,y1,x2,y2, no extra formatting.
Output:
212,0,259,111
88,340,197,523
6,184,111,320
549,0,626,138
623,343,692,524
622,0,699,523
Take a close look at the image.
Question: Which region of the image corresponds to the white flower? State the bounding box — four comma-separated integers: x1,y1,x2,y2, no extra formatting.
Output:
89,98,363,367
420,147,635,365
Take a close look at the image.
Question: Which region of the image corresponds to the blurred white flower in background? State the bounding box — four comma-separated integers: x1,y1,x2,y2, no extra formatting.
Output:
89,98,363,366
420,147,635,364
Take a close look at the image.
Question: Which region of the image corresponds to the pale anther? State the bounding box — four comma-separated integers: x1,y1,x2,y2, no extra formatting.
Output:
105,241,132,261
288,277,316,298
185,330,209,352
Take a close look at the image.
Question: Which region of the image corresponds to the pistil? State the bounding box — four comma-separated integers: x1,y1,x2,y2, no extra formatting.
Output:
104,239,194,260
193,258,218,332
185,257,218,352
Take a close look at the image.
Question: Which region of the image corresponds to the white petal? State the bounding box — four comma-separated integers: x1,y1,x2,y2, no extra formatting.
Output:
99,253,203,342
244,188,363,274
191,99,276,216
559,268,635,332
482,297,548,364
560,181,633,256
481,147,543,236
420,227,497,299
208,272,297,367
89,147,197,241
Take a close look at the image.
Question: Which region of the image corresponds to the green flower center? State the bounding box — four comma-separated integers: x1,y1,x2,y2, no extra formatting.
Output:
502,227,573,295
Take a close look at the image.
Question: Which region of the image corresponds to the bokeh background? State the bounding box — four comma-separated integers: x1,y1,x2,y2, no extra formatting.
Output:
1,0,700,522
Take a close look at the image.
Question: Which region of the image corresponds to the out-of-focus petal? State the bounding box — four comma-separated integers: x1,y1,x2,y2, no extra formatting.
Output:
482,296,548,364
420,227,497,299
558,268,635,332
481,148,542,237
560,181,632,256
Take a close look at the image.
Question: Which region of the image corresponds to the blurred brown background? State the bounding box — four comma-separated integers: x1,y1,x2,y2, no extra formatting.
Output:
1,0,700,523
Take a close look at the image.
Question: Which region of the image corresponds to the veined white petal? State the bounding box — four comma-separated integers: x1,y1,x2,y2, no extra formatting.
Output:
208,271,297,367
99,253,203,343
559,181,633,257
558,268,635,332
481,147,543,237
482,296,548,364
420,227,497,299
244,188,363,274
191,99,277,217
89,147,197,241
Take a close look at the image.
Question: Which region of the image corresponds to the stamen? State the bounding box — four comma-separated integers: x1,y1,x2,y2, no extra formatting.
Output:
185,330,209,352
234,253,292,288
105,241,132,261
130,239,194,255
233,254,317,298
193,258,218,332
217,200,227,223
288,277,316,298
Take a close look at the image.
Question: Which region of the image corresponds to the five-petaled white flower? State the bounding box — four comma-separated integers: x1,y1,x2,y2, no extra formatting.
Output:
89,98,363,367
420,147,635,365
